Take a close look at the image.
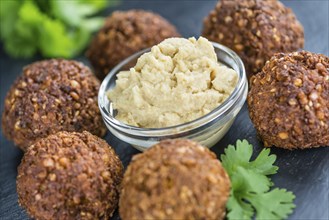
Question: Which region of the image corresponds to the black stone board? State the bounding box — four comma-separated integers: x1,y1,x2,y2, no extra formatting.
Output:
1,0,328,219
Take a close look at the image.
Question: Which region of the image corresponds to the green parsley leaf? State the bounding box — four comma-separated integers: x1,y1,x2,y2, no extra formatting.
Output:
221,139,295,220
38,18,75,58
0,1,21,40
79,0,110,10
0,0,113,58
227,192,254,220
1,0,40,58
249,188,296,220
230,166,271,195
221,140,278,177
50,0,104,27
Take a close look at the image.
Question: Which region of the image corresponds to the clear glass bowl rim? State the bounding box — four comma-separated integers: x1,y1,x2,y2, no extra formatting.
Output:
98,41,247,137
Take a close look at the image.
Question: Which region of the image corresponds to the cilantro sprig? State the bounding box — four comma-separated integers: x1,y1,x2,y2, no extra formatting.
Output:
221,140,296,220
0,0,116,58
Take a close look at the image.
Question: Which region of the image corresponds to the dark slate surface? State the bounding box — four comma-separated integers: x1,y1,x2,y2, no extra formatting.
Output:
0,0,328,219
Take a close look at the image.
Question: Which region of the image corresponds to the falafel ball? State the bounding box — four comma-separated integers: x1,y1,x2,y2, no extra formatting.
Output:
202,0,304,77
248,51,329,149
2,59,106,151
86,10,180,79
119,139,231,220
17,131,123,220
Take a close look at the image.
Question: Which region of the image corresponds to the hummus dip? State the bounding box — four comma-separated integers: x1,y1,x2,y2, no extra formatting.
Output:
107,37,238,128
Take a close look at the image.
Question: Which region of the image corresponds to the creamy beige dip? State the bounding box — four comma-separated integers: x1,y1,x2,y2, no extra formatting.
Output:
107,37,238,128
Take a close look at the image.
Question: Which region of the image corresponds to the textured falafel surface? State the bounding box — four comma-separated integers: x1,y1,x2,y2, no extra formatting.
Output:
2,59,106,151
86,10,180,79
17,131,123,220
119,139,231,220
248,51,329,149
202,0,304,77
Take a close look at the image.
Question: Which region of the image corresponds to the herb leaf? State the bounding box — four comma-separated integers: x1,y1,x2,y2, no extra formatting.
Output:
0,0,110,58
249,188,296,220
221,140,295,220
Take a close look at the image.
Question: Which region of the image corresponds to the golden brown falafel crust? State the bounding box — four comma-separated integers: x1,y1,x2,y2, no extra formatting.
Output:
86,10,180,79
248,51,329,149
17,131,123,220
119,139,231,220
202,0,304,77
1,59,106,151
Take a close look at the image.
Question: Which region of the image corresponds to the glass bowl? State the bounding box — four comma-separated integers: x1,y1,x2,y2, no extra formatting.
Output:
98,42,248,151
